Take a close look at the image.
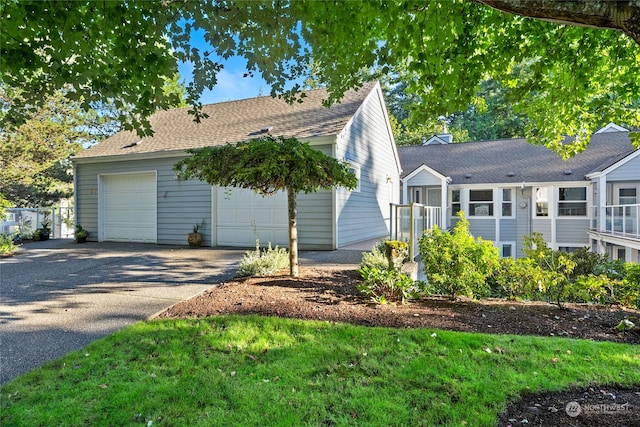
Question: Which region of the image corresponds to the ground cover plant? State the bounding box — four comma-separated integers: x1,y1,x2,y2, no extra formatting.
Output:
1,315,638,427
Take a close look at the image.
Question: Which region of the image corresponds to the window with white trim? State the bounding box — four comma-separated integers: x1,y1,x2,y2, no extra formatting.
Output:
619,188,637,205
469,189,493,216
558,187,587,216
451,189,461,216
501,188,513,217
535,187,549,217
502,243,513,258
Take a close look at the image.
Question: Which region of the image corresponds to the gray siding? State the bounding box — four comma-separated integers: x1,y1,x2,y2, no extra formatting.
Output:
499,219,517,242
335,87,400,246
407,169,442,186
468,220,496,241
556,218,590,245
532,219,552,241
514,191,533,258
76,157,213,245
607,154,640,181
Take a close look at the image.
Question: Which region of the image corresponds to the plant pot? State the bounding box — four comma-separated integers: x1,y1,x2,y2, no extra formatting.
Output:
76,236,88,243
187,232,203,247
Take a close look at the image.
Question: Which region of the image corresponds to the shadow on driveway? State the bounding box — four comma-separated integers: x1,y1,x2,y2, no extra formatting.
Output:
0,240,243,385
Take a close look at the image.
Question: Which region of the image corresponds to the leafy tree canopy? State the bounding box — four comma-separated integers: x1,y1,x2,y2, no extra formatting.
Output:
174,136,357,277
2,0,639,156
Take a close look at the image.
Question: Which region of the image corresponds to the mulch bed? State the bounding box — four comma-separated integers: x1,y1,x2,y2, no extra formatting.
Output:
157,267,640,426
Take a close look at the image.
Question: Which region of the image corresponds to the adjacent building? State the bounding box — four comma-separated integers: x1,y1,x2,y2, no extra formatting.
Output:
398,124,639,262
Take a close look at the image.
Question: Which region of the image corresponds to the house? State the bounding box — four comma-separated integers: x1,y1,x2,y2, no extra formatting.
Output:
398,124,640,262
72,82,401,250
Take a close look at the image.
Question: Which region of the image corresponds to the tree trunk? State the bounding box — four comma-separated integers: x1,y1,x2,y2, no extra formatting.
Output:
475,0,640,44
287,187,299,277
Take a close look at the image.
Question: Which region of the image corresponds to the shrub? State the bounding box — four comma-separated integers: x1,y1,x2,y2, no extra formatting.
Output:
419,212,499,299
357,266,422,304
360,241,389,272
238,242,289,277
384,240,409,271
0,233,17,255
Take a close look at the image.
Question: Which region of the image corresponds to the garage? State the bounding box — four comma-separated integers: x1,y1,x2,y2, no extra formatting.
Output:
100,172,157,243
216,187,288,247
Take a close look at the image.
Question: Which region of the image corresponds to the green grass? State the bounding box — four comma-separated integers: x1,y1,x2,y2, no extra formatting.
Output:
1,315,638,426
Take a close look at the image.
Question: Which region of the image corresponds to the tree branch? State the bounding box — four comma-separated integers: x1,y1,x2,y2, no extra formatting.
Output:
474,0,640,44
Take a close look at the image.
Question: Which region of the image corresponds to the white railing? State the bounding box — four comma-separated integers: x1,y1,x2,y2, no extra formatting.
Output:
596,203,640,240
389,203,442,260
1,207,75,239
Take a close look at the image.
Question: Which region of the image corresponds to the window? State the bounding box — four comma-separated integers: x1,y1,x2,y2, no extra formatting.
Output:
451,190,461,216
558,187,587,216
502,244,512,258
619,188,637,205
535,187,549,216
414,189,421,204
469,189,493,216
502,189,513,217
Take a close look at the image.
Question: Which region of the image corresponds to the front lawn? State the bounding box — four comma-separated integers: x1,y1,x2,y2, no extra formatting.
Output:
1,315,638,426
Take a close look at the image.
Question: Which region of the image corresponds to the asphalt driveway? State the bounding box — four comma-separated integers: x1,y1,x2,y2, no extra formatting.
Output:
0,240,245,385
0,239,369,385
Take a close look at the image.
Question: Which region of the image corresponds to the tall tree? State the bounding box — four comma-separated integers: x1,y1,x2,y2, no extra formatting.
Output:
173,136,357,277
2,1,638,156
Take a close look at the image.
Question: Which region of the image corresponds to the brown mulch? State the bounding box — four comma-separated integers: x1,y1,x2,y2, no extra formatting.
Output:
157,267,640,426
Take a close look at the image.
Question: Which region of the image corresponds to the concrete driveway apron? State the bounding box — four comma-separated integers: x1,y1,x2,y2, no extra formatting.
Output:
0,240,243,385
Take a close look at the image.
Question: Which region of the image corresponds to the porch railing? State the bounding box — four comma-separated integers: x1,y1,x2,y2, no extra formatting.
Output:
389,203,442,260
1,207,75,239
592,203,640,240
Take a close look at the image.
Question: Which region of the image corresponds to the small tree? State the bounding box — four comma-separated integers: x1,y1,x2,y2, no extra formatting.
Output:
419,212,499,299
173,136,357,277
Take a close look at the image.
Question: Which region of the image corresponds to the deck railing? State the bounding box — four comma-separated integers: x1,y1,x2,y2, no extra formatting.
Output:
389,203,442,260
592,203,640,240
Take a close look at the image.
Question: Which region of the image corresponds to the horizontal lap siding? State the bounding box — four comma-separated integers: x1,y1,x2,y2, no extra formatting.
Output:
607,155,640,180
532,219,552,241
335,88,400,247
297,190,333,249
76,157,213,245
499,219,517,242
556,218,590,245
468,219,496,241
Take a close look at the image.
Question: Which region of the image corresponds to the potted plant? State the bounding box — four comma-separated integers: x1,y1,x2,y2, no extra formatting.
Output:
35,220,51,241
187,220,205,247
75,225,89,243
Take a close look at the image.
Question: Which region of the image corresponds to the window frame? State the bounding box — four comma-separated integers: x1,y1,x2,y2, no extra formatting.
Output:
501,188,514,218
558,186,587,217
468,189,494,217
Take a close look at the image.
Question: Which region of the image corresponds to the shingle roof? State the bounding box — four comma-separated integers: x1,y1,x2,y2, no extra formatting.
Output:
398,131,636,184
74,82,378,159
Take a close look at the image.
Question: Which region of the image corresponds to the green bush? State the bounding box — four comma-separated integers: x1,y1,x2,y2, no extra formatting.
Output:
0,233,17,255
419,212,499,299
238,243,289,277
359,241,389,272
357,266,422,304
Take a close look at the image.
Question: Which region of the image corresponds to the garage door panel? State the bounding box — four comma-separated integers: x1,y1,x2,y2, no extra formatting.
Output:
216,187,288,247
101,173,157,243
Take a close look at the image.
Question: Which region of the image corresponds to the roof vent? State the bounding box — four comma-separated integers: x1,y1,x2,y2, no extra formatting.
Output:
507,172,515,177
260,126,273,133
563,169,572,175
465,173,472,179
122,140,141,149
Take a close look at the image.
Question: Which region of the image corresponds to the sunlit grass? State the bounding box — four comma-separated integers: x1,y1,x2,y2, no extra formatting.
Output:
1,315,638,426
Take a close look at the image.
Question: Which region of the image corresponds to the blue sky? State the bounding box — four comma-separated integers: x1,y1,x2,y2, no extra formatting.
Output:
178,56,273,105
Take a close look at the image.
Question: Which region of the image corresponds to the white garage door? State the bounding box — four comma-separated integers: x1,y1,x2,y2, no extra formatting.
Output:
217,187,288,247
101,173,157,243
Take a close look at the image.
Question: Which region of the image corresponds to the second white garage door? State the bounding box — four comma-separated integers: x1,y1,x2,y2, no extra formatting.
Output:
216,187,288,247
101,172,157,243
